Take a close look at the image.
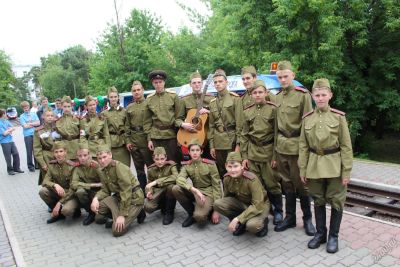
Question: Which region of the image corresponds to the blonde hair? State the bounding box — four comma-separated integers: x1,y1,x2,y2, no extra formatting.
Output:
107,86,119,96
20,101,30,108
131,81,143,90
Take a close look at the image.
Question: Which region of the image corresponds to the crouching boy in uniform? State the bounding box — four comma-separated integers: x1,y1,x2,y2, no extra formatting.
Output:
91,145,145,237
214,152,270,237
71,143,102,226
172,139,221,227
39,141,80,224
145,147,178,225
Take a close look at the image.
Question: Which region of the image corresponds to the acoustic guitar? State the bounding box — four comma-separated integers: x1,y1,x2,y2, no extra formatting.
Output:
177,74,213,148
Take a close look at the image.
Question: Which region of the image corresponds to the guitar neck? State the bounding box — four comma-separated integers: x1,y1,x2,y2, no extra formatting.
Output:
194,74,213,118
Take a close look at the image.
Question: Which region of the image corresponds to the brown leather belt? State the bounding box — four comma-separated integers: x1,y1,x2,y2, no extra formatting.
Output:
309,147,340,156
109,130,125,135
88,135,102,141
154,124,174,130
249,137,274,146
217,125,235,133
278,129,301,138
130,126,144,132
61,134,79,141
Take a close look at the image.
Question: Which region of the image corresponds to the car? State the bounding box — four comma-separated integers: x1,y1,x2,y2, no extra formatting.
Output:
6,107,18,120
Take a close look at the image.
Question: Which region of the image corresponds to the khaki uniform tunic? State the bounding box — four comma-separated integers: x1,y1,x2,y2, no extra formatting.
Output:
241,102,281,194
101,106,131,167
299,106,353,210
79,112,111,158
33,123,56,184
180,93,214,113
214,171,270,234
56,114,80,159
144,161,178,213
241,90,277,110
95,160,144,236
274,85,312,195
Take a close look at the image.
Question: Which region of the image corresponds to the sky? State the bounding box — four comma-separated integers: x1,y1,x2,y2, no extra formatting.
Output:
0,0,209,66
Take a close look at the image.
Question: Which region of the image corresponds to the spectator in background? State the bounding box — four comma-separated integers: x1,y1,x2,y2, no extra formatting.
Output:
0,109,23,175
53,98,63,118
37,96,49,125
20,101,40,172
30,101,38,113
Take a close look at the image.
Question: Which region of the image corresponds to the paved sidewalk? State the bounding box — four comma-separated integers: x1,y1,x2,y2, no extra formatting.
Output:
0,127,399,266
0,213,16,267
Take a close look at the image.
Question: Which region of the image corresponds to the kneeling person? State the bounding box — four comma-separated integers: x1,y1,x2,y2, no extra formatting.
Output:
214,152,270,237
91,145,145,237
145,147,178,225
39,141,80,224
172,139,221,227
72,144,102,226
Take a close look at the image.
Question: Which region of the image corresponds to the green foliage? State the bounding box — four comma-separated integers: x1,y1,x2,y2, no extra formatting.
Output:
0,50,17,109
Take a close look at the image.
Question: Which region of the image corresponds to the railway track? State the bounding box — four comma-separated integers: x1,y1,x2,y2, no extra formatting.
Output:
346,179,400,218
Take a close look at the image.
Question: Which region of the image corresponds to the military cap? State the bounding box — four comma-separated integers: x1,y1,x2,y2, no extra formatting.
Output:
190,72,202,81
78,142,89,151
213,69,227,79
52,141,66,151
61,95,72,104
312,78,331,91
96,144,111,154
149,70,167,81
241,66,257,76
277,60,293,71
153,147,167,156
188,138,201,148
250,80,267,93
226,152,242,162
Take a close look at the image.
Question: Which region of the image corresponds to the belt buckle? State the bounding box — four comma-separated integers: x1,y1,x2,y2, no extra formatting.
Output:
316,148,324,156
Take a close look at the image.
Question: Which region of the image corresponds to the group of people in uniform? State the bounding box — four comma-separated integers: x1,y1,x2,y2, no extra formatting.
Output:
33,60,353,254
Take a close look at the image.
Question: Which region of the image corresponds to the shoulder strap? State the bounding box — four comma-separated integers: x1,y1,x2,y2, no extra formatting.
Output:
302,110,315,119
330,108,345,116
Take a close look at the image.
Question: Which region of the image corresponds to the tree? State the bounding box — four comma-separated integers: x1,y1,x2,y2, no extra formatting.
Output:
0,50,17,108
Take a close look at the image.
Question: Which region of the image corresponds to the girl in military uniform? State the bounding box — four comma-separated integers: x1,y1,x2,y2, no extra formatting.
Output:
101,87,131,167
56,96,81,160
299,78,353,253
80,96,111,158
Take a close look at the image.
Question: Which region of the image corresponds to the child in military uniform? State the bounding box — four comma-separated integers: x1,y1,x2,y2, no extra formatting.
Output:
71,143,102,226
214,152,270,237
91,145,145,237
144,147,178,225
172,139,221,227
241,80,283,225
39,141,80,224
299,78,353,253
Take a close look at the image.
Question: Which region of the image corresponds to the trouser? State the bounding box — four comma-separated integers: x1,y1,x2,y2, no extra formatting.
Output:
39,187,79,217
215,149,231,177
276,153,308,196
112,146,131,167
172,185,213,225
75,188,99,212
152,138,181,166
130,146,153,190
249,160,281,195
1,142,20,172
308,177,347,211
24,135,35,170
144,185,174,213
95,195,143,237
214,197,269,234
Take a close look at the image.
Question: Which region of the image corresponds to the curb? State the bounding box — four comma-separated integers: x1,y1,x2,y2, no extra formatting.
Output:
0,197,26,267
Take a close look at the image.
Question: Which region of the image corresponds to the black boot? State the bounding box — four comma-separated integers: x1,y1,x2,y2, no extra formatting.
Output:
105,218,113,228
274,193,296,232
137,209,146,224
82,211,96,226
308,205,327,249
180,201,195,227
162,197,176,225
73,208,82,219
233,222,246,236
47,214,65,224
270,194,283,225
255,218,269,238
327,208,343,253
300,196,316,236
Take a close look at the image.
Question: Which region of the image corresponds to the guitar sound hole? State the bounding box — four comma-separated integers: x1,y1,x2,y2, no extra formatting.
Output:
192,117,199,124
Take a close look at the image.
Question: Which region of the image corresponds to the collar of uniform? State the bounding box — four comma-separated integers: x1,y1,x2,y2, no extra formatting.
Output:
156,90,165,95
192,158,202,164
63,113,72,117
88,111,97,117
135,97,145,103
108,105,120,111
317,105,330,113
56,159,65,165
282,85,294,95
218,88,228,97
256,102,266,109
192,92,202,98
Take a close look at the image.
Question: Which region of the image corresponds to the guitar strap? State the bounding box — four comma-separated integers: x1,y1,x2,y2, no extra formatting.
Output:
216,97,228,132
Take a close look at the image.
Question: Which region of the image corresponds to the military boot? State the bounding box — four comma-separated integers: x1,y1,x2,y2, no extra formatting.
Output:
137,209,146,224
73,208,82,219
274,193,297,232
180,201,195,227
308,205,327,249
46,214,65,224
105,218,113,228
300,196,316,236
327,208,343,253
233,222,246,236
162,197,176,225
270,194,283,225
82,211,96,226
255,218,269,238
